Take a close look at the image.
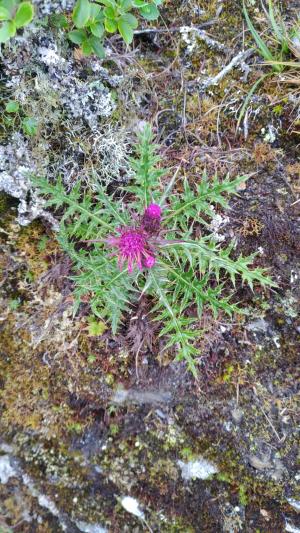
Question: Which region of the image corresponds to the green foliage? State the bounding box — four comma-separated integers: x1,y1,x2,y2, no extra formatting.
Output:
126,123,165,209
8,297,21,311
0,0,34,43
68,0,163,57
22,116,38,136
49,13,68,29
34,125,276,376
5,100,19,113
243,1,285,72
3,99,39,138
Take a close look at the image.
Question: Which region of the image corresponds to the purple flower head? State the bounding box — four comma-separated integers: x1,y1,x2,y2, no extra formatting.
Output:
144,203,162,220
142,203,162,235
107,226,156,273
144,255,156,268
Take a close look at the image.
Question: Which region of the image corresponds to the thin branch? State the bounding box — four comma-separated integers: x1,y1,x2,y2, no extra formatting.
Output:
199,49,254,91
133,21,219,35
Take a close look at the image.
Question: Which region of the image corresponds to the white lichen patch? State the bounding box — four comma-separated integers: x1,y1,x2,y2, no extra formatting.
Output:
0,22,128,223
0,455,17,484
180,26,198,55
261,124,277,144
209,212,230,242
32,0,74,16
0,133,58,227
177,457,219,481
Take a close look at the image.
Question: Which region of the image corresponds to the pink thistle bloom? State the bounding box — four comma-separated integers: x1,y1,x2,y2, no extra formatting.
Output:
142,203,162,235
144,203,162,219
144,255,156,268
107,226,156,273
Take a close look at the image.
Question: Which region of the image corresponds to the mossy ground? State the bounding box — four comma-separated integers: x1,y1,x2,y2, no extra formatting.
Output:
0,1,300,531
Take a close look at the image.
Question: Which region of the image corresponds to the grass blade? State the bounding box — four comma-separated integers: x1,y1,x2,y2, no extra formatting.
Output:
243,0,281,72
236,72,272,132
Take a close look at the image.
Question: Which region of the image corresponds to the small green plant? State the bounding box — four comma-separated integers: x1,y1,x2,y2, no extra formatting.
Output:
238,1,300,129
0,0,34,43
34,125,275,376
3,99,38,137
5,100,20,113
68,0,163,57
239,484,248,506
8,297,21,310
21,116,38,136
87,353,97,363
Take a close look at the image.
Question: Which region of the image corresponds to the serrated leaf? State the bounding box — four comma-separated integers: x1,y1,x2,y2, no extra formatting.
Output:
72,0,91,28
120,0,132,10
121,13,138,29
103,6,115,19
90,36,105,57
68,28,86,44
104,16,117,32
118,17,134,43
22,116,38,136
89,3,102,19
82,38,93,55
15,2,34,29
90,21,104,37
139,3,159,20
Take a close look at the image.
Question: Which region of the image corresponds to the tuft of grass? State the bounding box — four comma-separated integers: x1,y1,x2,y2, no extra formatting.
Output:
238,1,300,130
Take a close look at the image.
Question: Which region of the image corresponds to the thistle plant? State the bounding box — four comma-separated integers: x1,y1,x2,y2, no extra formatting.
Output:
34,125,275,375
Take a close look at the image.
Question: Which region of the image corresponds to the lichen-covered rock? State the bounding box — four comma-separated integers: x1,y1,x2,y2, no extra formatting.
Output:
32,0,75,16
4,30,116,129
0,23,129,222
0,133,57,226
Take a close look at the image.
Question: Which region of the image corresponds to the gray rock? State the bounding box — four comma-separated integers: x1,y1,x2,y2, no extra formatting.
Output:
249,454,273,470
32,0,75,16
0,133,58,227
246,318,269,333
